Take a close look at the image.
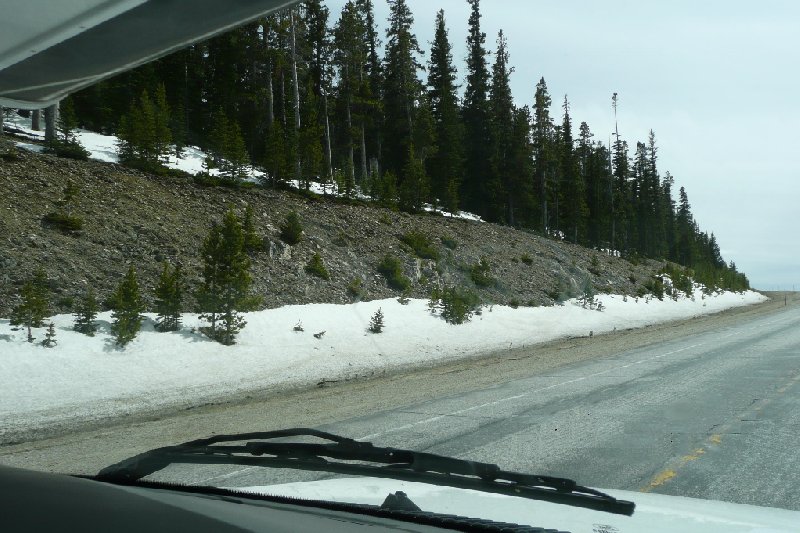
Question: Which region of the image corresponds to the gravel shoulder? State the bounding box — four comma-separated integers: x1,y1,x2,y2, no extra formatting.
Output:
0,291,794,475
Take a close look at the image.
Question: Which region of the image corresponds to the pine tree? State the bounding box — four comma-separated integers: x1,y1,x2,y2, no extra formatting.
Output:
560,96,587,243
41,323,57,348
10,269,50,341
461,0,491,217
486,30,515,223
73,288,99,336
263,120,290,184
398,144,429,213
154,262,183,332
533,77,554,232
242,203,263,252
427,10,463,215
279,210,304,245
368,307,384,333
382,0,424,178
197,209,253,345
110,266,145,346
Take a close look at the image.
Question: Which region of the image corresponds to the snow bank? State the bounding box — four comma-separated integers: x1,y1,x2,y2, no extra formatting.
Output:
0,289,765,437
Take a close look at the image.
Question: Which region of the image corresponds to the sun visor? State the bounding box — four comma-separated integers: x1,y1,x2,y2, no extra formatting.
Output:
0,0,298,109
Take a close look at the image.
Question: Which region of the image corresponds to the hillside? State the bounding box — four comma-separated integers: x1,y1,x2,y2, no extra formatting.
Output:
0,142,663,317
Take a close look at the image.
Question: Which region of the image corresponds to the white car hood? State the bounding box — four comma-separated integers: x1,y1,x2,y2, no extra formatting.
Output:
240,477,800,533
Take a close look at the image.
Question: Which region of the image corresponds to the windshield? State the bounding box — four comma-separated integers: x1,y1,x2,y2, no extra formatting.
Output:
1,0,798,531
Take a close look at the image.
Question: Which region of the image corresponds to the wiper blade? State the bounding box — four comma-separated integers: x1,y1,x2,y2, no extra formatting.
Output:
95,428,635,516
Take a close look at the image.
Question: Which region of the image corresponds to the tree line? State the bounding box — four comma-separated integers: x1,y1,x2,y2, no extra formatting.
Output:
66,0,748,291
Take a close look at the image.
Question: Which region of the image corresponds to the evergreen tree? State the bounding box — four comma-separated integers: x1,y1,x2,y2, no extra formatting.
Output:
279,210,304,245
461,0,492,217
368,307,385,333
486,30,515,223
398,144,429,213
263,120,290,184
73,288,99,336
197,209,253,345
382,0,424,178
242,203,263,252
154,262,183,332
41,323,57,348
427,10,463,215
559,96,587,243
110,266,145,347
532,78,554,232
117,88,172,171
10,269,50,342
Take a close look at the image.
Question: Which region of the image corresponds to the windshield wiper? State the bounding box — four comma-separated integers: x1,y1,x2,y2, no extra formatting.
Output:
95,428,635,516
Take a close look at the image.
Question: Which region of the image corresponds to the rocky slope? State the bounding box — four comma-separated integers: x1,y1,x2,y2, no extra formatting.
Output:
0,141,663,317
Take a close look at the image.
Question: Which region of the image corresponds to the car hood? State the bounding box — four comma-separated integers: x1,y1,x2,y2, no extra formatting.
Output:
239,477,800,533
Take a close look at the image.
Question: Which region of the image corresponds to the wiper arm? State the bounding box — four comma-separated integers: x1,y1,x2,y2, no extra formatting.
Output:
95,428,635,516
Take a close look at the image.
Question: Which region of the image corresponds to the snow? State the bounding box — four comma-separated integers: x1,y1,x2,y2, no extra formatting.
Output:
0,288,765,438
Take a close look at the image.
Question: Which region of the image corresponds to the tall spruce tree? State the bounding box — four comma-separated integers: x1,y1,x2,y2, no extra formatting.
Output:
427,9,463,215
110,266,145,346
382,0,423,178
487,30,515,223
559,96,587,243
532,78,554,232
461,0,492,217
154,262,183,332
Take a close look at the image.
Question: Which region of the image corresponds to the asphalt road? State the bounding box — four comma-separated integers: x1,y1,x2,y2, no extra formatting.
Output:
2,294,798,511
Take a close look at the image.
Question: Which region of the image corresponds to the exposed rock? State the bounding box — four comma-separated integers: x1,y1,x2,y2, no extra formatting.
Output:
0,145,663,316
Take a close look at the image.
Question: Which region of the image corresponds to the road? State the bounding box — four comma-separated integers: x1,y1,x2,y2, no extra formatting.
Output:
2,293,798,511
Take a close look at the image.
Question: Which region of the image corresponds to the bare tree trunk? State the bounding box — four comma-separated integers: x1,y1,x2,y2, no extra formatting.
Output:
290,10,301,182
360,124,368,183
32,109,41,131
345,97,354,186
44,103,59,144
266,60,274,127
322,90,332,180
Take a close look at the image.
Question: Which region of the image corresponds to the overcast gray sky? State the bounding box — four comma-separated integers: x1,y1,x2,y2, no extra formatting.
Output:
327,0,798,289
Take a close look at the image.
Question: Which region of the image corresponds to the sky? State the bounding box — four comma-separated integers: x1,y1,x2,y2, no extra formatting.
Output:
327,0,799,290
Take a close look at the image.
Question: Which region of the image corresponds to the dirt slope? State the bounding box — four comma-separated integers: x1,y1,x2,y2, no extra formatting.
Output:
0,144,662,316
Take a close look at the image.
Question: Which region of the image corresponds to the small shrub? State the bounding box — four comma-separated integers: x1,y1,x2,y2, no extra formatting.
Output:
377,254,411,292
644,276,665,301
280,211,303,245
430,286,481,325
332,231,349,247
305,252,330,280
628,274,637,284
293,321,304,332
589,254,601,275
520,253,533,265
42,212,83,232
509,298,520,309
441,236,458,250
400,231,439,260
470,257,494,288
44,140,89,160
379,213,393,225
56,296,74,310
41,323,57,348
347,277,364,300
368,308,385,333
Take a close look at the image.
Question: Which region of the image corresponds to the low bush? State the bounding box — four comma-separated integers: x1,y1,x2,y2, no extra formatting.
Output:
520,253,533,265
280,211,303,245
305,253,330,280
429,286,481,325
441,236,458,250
470,257,494,288
400,231,439,260
347,277,364,300
44,140,89,160
42,212,83,232
377,254,411,292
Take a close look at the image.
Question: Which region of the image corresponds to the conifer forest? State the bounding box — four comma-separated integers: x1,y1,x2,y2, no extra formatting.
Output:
64,0,747,292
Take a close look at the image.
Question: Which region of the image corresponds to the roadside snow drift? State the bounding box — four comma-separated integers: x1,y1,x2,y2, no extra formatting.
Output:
0,289,765,439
